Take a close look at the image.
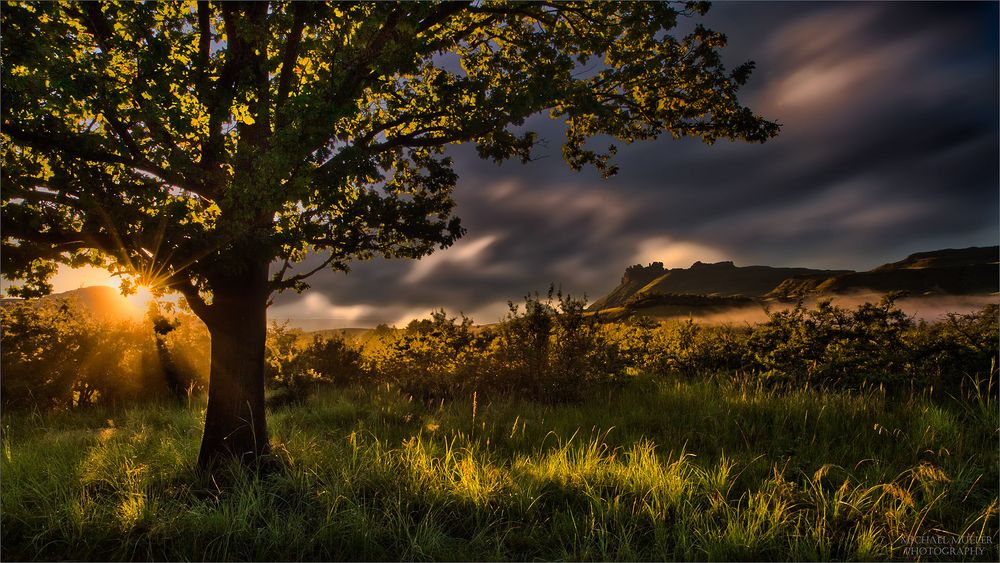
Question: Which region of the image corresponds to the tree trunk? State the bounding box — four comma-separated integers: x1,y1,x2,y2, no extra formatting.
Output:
197,258,271,470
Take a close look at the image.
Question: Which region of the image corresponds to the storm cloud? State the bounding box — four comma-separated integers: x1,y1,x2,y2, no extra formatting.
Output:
270,2,998,328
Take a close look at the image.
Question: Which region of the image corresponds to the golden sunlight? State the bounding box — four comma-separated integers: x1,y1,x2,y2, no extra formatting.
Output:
126,285,156,315
48,264,120,292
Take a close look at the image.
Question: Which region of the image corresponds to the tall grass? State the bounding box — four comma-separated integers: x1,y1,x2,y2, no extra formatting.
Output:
3,374,996,561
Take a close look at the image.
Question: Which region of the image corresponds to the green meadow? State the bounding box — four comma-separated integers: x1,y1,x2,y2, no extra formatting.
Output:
4,295,998,560
3,373,996,561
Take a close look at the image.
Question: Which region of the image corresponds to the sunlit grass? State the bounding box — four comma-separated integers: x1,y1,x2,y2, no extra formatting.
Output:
2,376,997,561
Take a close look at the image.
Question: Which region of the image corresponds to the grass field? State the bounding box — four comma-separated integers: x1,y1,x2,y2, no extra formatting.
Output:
3,374,997,561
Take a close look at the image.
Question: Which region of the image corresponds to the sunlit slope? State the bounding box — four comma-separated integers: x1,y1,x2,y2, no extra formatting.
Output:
639,262,851,298
586,264,672,311
588,261,849,311
768,246,1000,299
0,286,141,321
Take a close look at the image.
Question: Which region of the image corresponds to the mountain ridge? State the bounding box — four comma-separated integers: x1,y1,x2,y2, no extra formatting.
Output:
590,246,998,313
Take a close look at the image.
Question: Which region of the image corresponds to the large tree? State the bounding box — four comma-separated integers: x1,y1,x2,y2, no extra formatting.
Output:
1,1,777,469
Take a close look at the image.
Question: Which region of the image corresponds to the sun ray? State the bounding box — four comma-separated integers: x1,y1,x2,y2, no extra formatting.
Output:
125,285,156,315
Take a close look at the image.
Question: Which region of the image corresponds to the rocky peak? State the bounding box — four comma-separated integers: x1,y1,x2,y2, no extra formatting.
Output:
622,262,665,285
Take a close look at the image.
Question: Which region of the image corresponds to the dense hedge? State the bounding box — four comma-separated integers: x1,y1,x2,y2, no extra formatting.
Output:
368,290,626,403
367,294,997,402
4,292,996,410
279,293,998,404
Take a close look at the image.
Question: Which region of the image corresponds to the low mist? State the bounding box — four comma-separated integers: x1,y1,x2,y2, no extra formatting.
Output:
687,293,999,326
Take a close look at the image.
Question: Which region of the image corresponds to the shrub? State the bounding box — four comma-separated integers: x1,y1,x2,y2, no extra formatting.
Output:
487,289,624,401
613,295,994,394
298,334,366,387
906,303,999,394
366,310,491,401
367,289,629,403
686,323,751,374
741,295,999,392
265,323,367,406
1,299,93,409
746,296,914,388
598,317,658,374
147,304,209,402
603,318,751,378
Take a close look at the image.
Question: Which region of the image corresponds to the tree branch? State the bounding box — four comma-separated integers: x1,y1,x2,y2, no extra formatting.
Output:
4,121,129,165
164,271,213,321
202,2,260,169
80,2,114,53
415,1,472,34
367,128,464,153
75,2,189,174
5,188,84,210
4,121,215,200
269,253,339,291
196,1,212,83
271,257,293,286
102,112,143,158
300,6,404,158
4,227,118,254
275,2,308,125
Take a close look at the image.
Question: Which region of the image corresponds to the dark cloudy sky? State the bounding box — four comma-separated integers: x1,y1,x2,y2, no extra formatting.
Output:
261,1,1000,329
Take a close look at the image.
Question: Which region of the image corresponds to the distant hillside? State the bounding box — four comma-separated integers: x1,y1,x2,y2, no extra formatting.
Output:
588,261,849,310
298,327,381,347
587,262,672,311
1,286,137,321
590,246,999,316
873,246,998,271
768,246,999,299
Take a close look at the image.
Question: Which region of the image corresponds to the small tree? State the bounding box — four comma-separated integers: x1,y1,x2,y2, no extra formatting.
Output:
0,299,89,409
2,1,777,470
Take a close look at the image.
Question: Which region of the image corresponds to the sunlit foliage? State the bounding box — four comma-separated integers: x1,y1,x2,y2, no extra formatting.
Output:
367,290,626,403
6,294,995,412
371,297,998,402
2,293,996,559
0,298,208,410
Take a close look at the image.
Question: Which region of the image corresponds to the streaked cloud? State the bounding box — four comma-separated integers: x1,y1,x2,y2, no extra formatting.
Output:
403,234,500,284
268,293,377,325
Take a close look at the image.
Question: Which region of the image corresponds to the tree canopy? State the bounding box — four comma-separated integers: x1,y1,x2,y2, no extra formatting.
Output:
3,0,780,469
2,0,778,311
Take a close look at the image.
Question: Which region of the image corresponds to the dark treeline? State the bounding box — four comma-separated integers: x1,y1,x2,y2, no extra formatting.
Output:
2,291,997,412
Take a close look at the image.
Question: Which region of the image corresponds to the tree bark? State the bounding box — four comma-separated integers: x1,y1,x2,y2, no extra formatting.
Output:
197,257,271,470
